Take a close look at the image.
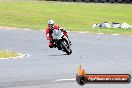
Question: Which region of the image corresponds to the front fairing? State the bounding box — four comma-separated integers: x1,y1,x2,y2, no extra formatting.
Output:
52,29,64,40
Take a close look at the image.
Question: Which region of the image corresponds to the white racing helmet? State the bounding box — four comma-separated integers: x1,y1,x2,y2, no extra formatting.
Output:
48,20,54,25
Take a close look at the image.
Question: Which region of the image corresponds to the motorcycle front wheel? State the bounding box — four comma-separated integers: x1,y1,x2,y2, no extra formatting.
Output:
61,41,72,55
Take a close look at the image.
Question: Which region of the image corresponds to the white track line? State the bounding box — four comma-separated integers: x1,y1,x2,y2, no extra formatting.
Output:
79,32,86,34
55,78,76,82
23,28,31,31
39,30,132,37
112,34,119,35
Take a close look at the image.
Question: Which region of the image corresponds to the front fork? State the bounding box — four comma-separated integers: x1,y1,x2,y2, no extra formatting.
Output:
56,40,62,50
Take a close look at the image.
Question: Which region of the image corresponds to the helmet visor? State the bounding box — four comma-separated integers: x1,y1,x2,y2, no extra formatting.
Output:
48,24,53,29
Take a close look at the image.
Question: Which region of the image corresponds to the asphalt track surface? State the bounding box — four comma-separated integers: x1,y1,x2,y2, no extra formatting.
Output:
0,28,132,88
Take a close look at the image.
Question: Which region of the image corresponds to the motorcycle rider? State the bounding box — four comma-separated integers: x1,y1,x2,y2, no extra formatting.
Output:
45,20,71,50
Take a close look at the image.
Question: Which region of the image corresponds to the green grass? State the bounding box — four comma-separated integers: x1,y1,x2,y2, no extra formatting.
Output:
0,51,19,58
0,1,132,34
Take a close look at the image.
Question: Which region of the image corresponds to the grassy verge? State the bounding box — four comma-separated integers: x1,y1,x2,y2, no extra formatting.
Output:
0,51,19,58
0,1,132,34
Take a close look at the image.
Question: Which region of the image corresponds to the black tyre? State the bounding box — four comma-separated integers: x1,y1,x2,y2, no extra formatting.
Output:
84,0,90,2
69,49,72,54
93,0,99,2
76,75,86,85
61,41,72,55
128,74,131,83
108,0,116,3
100,0,107,2
117,0,123,2
68,0,74,1
76,0,82,1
